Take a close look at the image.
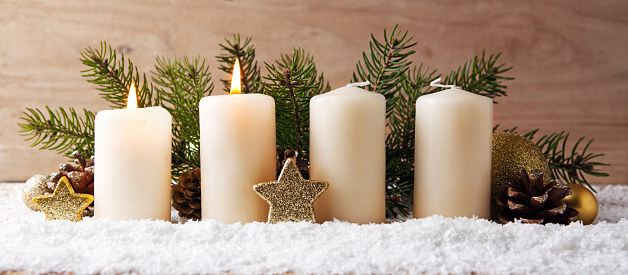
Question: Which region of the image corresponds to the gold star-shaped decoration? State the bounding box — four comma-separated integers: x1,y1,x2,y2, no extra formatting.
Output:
33,176,94,222
253,158,328,223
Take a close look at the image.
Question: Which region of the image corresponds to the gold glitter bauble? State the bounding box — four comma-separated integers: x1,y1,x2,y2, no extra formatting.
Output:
253,158,328,224
491,132,551,221
562,184,598,225
33,176,94,222
22,174,53,211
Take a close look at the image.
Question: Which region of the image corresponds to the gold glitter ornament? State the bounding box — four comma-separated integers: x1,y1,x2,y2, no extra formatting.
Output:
253,158,328,224
22,174,53,211
33,176,94,222
491,132,551,221
562,184,598,225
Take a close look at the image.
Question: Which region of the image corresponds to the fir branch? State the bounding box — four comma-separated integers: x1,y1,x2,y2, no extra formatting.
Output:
282,68,304,151
217,35,262,94
353,26,515,217
531,131,609,191
441,50,513,101
352,25,417,116
152,56,214,178
498,127,609,191
18,106,95,158
80,41,155,108
384,66,439,217
261,48,330,161
350,25,419,217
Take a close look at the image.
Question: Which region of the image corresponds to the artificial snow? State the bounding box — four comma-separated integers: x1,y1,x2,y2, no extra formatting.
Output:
1,183,627,274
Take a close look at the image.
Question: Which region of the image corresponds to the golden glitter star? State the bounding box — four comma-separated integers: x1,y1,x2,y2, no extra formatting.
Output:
253,158,328,223
33,176,94,222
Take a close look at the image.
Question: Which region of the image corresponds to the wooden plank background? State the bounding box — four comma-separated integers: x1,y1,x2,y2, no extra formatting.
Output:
0,0,626,185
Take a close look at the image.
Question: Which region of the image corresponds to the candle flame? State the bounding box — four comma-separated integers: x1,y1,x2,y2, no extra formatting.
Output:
127,83,138,109
230,59,241,95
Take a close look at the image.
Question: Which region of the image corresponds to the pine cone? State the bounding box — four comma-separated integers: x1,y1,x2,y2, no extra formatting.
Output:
172,168,201,220
276,145,309,179
49,151,95,195
497,168,579,225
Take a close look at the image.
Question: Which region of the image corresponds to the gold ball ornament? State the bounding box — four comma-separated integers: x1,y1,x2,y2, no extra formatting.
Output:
491,132,551,221
22,174,53,211
562,184,598,225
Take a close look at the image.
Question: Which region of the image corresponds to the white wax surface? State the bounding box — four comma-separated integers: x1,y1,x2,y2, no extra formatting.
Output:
310,86,386,224
414,88,493,219
199,94,276,224
94,106,172,221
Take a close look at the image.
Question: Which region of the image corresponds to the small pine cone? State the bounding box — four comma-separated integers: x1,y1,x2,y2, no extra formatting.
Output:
497,168,579,225
172,168,202,220
49,151,95,195
276,145,310,179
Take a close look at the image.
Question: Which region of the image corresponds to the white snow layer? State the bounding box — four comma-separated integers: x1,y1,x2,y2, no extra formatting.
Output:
1,183,627,275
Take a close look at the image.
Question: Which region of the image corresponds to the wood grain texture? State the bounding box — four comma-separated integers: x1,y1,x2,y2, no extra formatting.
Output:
1,0,627,184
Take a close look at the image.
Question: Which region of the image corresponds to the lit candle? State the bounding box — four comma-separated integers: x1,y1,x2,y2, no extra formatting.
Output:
310,82,386,224
199,59,276,223
414,79,492,219
94,83,172,221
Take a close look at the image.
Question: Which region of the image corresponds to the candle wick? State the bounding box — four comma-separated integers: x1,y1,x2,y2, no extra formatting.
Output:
430,78,459,89
345,81,371,87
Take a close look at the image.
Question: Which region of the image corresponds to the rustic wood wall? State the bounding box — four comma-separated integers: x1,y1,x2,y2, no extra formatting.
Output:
1,0,626,184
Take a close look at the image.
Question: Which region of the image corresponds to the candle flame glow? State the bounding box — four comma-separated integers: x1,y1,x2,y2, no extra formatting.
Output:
230,59,241,95
127,83,138,109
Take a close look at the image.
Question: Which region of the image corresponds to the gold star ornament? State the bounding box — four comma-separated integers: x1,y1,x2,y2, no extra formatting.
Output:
33,176,94,222
253,158,328,223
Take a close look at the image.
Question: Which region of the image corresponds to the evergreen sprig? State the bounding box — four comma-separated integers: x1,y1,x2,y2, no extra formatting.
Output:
217,35,262,94
18,42,215,179
80,42,155,108
352,25,416,116
537,132,609,190
353,25,516,217
261,48,330,161
349,26,418,217
441,51,513,100
384,66,439,216
500,127,609,191
152,56,214,177
18,107,95,158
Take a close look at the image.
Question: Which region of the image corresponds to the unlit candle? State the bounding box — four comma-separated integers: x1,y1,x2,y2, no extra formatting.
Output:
310,84,386,224
414,82,492,219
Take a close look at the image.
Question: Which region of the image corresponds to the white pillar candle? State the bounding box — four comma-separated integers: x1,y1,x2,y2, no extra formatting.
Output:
310,84,386,224
94,84,172,221
414,80,492,219
199,60,276,224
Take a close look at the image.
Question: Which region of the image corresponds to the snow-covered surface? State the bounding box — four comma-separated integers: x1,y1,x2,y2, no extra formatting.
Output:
1,183,627,275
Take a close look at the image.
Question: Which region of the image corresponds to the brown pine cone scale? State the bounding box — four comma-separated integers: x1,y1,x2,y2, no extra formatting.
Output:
276,146,309,179
497,168,579,225
172,168,202,220
49,151,95,195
